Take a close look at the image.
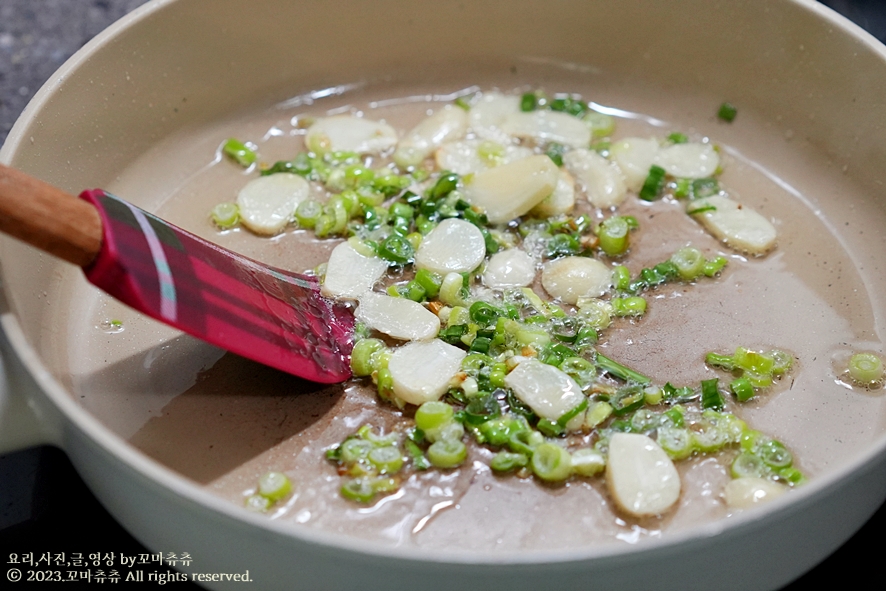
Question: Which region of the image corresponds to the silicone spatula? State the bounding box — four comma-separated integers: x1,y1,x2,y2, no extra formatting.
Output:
0,164,354,383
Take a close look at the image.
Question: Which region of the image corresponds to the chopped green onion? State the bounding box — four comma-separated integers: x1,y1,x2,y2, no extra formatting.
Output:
730,377,755,402
848,352,884,385
245,494,271,512
210,202,240,229
222,138,256,167
530,443,572,481
367,446,405,474
718,102,738,122
691,177,720,199
257,471,292,502
520,92,537,112
639,165,667,201
731,452,765,479
670,246,706,280
667,132,689,144
350,338,387,377
595,353,651,385
701,378,724,409
294,199,322,229
611,296,647,317
427,439,468,468
415,401,455,432
657,427,695,460
545,143,567,167
598,216,630,257
490,451,529,472
377,234,415,265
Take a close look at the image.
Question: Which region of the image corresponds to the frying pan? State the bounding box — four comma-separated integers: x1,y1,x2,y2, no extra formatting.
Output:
2,1,886,589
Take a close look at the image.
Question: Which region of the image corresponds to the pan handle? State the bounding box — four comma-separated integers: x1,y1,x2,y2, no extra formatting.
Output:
0,163,102,267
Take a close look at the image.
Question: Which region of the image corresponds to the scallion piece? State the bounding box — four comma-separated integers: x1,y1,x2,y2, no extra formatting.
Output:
427,439,467,469
598,216,630,257
294,199,322,229
520,92,537,112
595,353,651,385
848,352,884,385
718,102,738,122
367,446,405,474
490,451,529,472
415,401,455,433
377,234,415,265
670,246,706,280
350,338,387,377
731,452,765,479
639,164,667,201
611,296,647,317
210,202,240,229
701,378,724,409
530,443,572,482
667,132,689,144
257,471,292,502
222,138,256,167
730,377,755,402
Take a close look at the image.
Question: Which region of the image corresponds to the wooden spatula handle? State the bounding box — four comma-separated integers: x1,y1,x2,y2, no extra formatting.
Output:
0,163,102,267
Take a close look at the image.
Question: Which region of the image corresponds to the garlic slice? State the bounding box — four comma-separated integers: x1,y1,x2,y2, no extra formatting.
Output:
468,92,521,145
414,218,487,274
500,110,591,148
503,358,585,424
482,248,537,289
236,173,309,235
606,433,681,517
388,339,467,405
609,137,660,192
355,292,440,341
531,170,576,217
541,256,611,304
304,115,397,155
689,195,777,254
723,477,788,509
654,142,720,178
435,139,533,175
562,148,627,209
320,242,389,299
463,154,559,224
393,105,468,168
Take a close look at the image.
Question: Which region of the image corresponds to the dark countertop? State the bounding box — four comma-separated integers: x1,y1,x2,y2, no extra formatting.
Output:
0,1,884,588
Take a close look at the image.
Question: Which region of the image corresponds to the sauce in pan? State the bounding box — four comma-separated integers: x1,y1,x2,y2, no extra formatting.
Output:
64,68,885,552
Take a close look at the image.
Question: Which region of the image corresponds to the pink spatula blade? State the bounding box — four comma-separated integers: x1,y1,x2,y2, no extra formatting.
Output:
80,189,354,383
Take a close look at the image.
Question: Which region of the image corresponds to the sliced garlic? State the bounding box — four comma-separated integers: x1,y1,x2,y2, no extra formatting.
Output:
689,195,777,254
654,142,720,178
500,110,591,148
355,291,440,341
606,433,681,517
320,242,389,299
610,137,660,192
393,105,468,168
503,358,585,425
468,92,521,145
388,339,467,405
236,173,309,235
541,256,611,304
562,148,627,209
482,248,537,289
414,218,487,274
723,477,788,509
435,139,533,175
463,154,559,224
304,115,397,155
531,170,576,217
